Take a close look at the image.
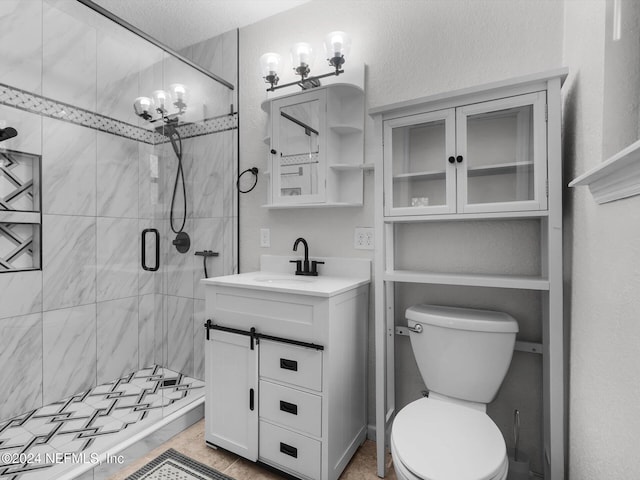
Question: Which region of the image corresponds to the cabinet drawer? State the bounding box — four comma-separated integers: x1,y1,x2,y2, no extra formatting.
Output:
259,421,321,480
260,340,322,391
259,380,322,437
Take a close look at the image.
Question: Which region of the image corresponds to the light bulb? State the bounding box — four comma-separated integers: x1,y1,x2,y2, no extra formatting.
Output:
260,52,282,86
290,42,313,77
133,96,154,120
170,84,188,111
324,31,351,68
152,90,171,114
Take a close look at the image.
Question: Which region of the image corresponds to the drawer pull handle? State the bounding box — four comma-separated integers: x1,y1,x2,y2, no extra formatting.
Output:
280,400,298,415
280,358,298,371
280,442,298,458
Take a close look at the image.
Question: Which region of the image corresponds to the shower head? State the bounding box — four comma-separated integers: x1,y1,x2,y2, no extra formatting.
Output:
0,127,17,143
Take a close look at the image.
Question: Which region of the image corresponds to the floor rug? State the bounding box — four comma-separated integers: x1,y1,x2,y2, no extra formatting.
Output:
125,449,234,480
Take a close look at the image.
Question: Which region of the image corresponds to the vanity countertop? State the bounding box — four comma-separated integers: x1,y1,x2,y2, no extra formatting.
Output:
201,255,371,297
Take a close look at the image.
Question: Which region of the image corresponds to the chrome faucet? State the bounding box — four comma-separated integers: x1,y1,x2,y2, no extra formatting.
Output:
291,237,324,276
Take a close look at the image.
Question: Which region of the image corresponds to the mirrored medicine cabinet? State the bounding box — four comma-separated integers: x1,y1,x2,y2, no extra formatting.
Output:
261,83,365,208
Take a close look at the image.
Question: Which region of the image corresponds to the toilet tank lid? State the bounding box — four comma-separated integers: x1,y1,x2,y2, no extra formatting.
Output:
406,304,519,333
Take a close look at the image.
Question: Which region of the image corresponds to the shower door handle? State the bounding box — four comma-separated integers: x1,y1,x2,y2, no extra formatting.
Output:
141,228,160,272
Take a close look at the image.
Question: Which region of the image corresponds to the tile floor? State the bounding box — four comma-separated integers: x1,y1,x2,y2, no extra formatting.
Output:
0,366,204,480
108,420,398,480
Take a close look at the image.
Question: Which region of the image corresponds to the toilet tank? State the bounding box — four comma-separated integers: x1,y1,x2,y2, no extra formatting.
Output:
406,304,518,404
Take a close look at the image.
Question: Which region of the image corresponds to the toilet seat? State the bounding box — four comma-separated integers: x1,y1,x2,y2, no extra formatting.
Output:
391,397,508,480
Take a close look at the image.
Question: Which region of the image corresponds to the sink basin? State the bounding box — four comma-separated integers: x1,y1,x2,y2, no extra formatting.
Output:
252,275,317,284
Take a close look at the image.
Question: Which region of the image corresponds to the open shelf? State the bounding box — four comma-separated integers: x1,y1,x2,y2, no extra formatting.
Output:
0,211,41,223
383,209,548,222
262,202,363,209
384,269,550,290
569,138,640,204
393,170,446,181
467,161,534,177
329,124,363,135
330,163,367,171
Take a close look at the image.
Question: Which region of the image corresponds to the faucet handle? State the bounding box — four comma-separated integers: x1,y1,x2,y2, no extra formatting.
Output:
310,260,324,276
289,259,302,274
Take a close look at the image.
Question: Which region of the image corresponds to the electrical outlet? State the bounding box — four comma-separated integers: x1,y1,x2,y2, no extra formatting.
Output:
354,227,374,250
260,228,270,248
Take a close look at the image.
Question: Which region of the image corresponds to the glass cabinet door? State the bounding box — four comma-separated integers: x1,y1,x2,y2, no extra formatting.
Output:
383,109,456,215
456,91,547,213
271,90,326,204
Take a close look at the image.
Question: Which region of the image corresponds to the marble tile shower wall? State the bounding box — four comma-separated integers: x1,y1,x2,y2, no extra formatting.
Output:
0,0,238,422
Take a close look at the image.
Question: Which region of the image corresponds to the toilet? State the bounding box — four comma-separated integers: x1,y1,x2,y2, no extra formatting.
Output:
391,304,519,480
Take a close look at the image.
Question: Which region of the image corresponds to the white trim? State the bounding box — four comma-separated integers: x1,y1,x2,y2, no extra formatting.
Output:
369,67,568,116
569,138,640,204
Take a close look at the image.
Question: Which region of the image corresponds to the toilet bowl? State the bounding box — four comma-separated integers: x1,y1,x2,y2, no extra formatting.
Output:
391,304,518,480
391,397,508,480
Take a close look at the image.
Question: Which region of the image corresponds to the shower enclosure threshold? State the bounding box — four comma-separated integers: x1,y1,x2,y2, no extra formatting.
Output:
0,365,204,480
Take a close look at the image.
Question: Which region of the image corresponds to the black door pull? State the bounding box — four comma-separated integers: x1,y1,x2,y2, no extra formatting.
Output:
280,400,298,415
280,358,298,371
280,442,298,458
141,228,160,271
249,388,255,411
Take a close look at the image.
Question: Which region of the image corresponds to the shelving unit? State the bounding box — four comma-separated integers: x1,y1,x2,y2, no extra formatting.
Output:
370,68,567,480
261,83,365,208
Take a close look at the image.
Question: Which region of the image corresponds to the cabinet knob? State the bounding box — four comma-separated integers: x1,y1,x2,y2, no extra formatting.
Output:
456,155,463,163
448,156,455,164
270,148,277,155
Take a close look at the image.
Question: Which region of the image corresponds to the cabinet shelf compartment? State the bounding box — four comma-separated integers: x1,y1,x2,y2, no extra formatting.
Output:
329,124,363,135
393,170,446,181
467,161,534,177
384,269,550,290
384,210,549,222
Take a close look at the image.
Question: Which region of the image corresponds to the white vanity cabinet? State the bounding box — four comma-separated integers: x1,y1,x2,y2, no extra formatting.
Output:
202,258,370,480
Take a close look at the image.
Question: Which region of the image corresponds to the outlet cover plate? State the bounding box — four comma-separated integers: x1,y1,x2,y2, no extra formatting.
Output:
260,228,270,248
354,227,374,250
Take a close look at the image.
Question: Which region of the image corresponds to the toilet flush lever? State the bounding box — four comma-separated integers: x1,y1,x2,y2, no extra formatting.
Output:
408,324,423,334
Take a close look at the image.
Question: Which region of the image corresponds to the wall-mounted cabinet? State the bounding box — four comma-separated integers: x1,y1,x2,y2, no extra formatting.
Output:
262,84,365,208
384,92,547,216
370,69,567,480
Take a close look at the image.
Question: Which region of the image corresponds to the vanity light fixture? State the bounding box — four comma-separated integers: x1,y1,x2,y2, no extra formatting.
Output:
133,83,188,124
261,31,351,92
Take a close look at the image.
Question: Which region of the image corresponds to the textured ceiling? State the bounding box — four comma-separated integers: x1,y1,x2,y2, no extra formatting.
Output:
91,0,310,50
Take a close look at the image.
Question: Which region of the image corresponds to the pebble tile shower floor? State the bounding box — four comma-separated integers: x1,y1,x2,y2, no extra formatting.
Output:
0,366,204,480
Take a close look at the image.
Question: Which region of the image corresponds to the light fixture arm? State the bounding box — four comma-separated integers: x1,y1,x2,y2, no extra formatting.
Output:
267,68,344,92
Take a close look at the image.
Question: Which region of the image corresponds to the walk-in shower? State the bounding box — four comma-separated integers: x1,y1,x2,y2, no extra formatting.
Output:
0,0,237,478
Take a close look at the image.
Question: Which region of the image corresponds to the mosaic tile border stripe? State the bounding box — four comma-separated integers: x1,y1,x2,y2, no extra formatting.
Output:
0,83,237,145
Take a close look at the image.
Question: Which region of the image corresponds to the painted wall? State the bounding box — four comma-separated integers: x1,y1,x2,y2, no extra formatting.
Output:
0,0,236,422
564,0,640,478
239,0,563,474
